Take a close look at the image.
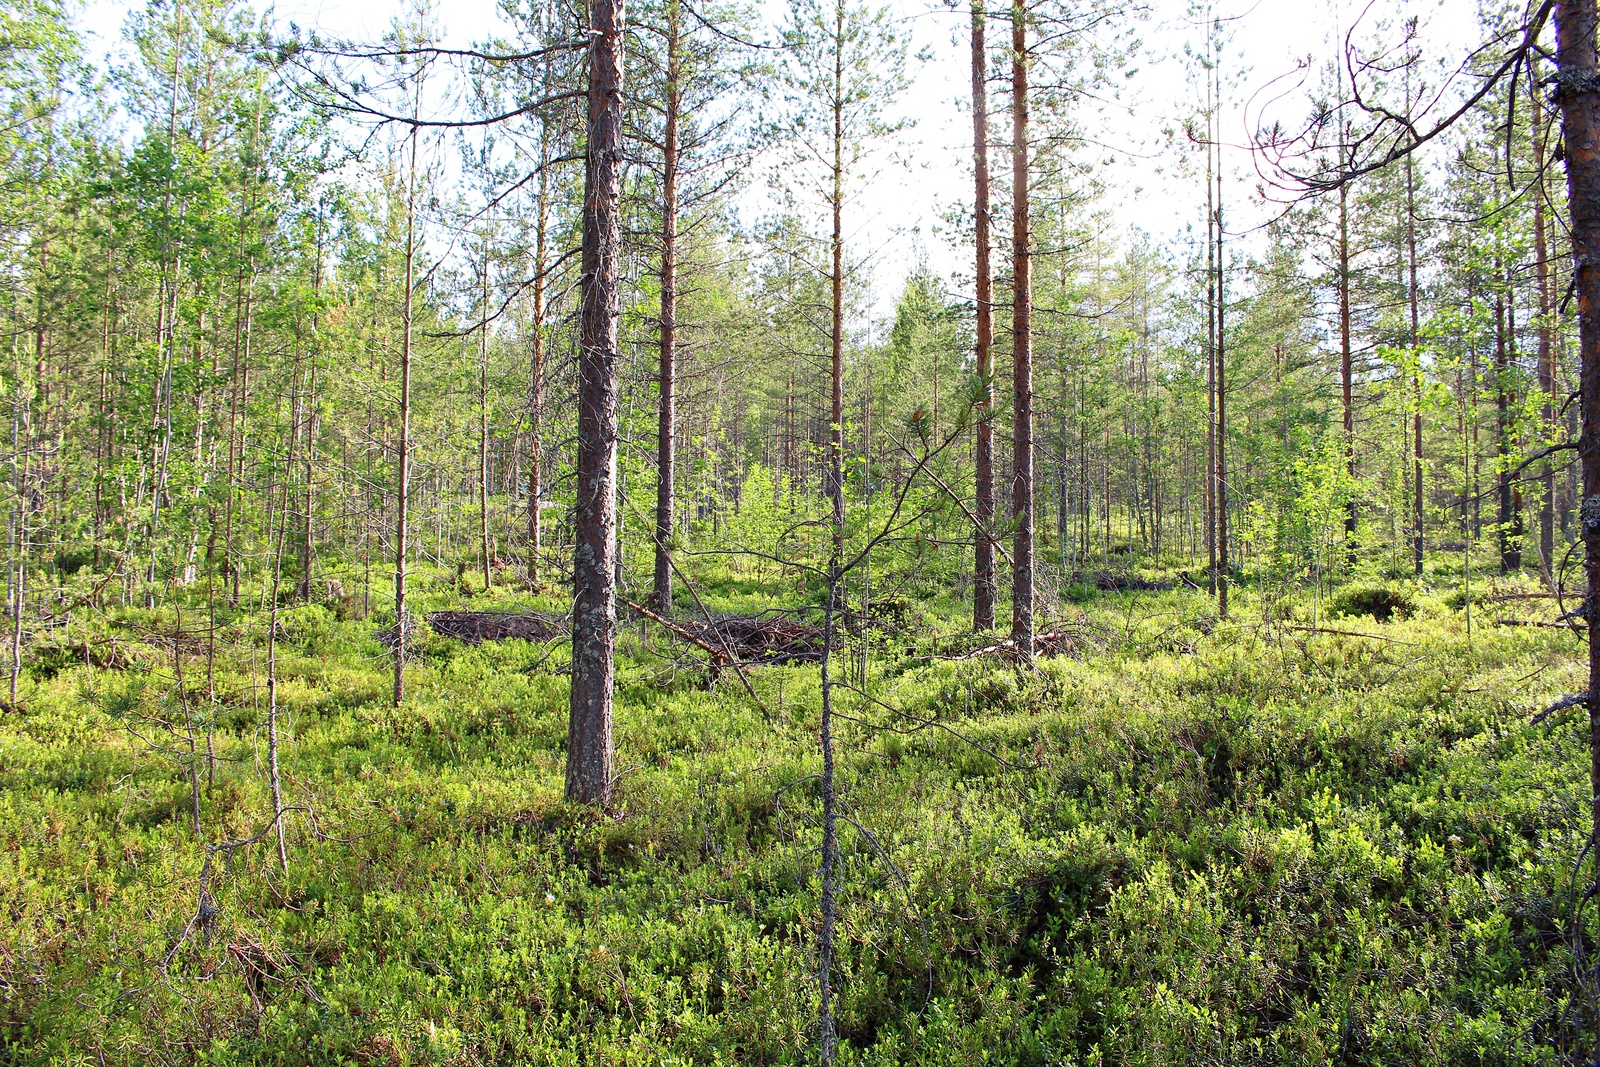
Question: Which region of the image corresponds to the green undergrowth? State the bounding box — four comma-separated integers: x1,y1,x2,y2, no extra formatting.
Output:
0,574,1588,1065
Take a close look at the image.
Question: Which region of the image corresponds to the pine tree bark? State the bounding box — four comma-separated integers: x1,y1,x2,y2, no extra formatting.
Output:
1009,2,1034,658
568,0,625,806
651,0,681,615
971,0,996,632
1555,6,1600,1016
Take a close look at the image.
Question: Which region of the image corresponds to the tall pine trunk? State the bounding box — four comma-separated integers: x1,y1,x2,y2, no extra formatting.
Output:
1554,5,1600,1055
970,0,996,631
1213,48,1229,619
652,0,681,615
1009,1,1033,658
568,0,625,805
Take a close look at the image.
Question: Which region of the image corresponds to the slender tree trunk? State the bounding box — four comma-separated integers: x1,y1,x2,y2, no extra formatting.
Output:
1407,152,1424,576
828,1,846,533
1009,1,1033,658
393,113,419,708
1204,99,1217,594
652,0,681,615
817,6,854,1057
1496,258,1522,572
1058,372,1068,567
1215,228,1228,615
265,435,290,875
1340,175,1356,564
971,0,996,631
9,378,24,710
527,135,549,590
1533,55,1557,581
298,223,322,603
1471,326,1482,539
1213,57,1229,620
94,278,110,576
479,255,492,590
1554,6,1600,1056
568,0,625,805
225,265,252,608
147,4,184,605
299,359,316,601
172,603,202,837
288,373,304,597
817,558,841,1067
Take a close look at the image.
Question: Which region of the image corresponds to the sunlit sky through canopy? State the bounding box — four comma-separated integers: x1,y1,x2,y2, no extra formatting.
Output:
76,0,1483,319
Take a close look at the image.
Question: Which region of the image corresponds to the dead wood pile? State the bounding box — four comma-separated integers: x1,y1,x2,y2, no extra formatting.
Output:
699,613,825,664
426,610,563,645
626,599,825,665
1091,570,1175,592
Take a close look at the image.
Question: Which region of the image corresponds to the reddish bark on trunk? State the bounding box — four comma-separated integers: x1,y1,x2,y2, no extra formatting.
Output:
971,0,996,632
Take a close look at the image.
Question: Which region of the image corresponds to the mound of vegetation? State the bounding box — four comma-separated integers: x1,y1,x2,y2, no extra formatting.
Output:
1329,583,1420,623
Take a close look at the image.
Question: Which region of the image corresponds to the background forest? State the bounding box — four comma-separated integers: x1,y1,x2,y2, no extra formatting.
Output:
0,0,1593,1063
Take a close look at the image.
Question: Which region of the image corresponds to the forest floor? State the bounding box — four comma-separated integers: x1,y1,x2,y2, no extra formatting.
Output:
0,565,1589,1065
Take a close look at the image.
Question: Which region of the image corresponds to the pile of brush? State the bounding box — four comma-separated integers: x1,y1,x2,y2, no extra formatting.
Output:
626,600,825,665
1090,570,1175,592
697,612,826,664
426,610,564,645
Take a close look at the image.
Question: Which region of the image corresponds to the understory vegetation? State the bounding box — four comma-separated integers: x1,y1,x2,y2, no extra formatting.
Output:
0,563,1585,1065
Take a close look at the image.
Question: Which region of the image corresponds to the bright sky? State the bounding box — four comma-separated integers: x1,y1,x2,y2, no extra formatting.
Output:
74,0,1483,316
